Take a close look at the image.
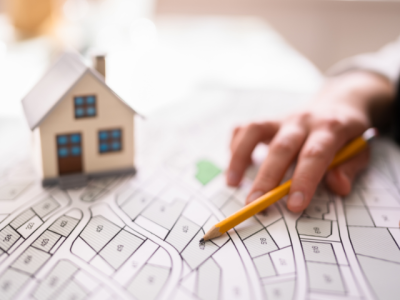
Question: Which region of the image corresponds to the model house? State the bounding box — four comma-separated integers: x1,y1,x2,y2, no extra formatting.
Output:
22,52,137,188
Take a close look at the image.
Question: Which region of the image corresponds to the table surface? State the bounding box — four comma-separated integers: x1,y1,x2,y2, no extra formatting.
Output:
0,12,322,175
0,14,321,118
1,11,400,300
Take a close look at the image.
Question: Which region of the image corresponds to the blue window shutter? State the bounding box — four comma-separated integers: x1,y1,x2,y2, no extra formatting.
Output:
57,136,67,145
112,130,121,138
70,134,81,143
71,146,81,156
112,142,121,150
99,131,108,140
75,108,84,117
86,96,96,104
99,143,108,152
58,148,68,157
87,107,96,116
75,97,84,105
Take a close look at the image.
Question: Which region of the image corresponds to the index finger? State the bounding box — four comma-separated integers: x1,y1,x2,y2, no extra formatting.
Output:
227,121,280,186
246,122,308,204
286,129,344,212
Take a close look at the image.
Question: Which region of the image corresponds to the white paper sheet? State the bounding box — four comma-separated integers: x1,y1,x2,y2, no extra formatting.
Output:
0,90,399,300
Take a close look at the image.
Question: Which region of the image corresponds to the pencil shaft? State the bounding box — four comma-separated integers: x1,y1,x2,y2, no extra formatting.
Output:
328,136,367,170
215,180,292,233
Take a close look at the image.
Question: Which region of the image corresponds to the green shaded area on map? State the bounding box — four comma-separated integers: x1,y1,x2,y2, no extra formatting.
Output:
195,160,221,185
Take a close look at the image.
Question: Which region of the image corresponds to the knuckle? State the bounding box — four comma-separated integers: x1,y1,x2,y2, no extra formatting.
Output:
229,157,248,173
261,120,273,127
244,122,267,141
301,143,327,161
233,126,241,134
294,173,314,185
231,148,250,162
270,127,306,155
298,111,311,121
288,111,310,124
245,122,261,134
256,171,278,189
292,174,317,192
271,138,296,154
318,116,345,132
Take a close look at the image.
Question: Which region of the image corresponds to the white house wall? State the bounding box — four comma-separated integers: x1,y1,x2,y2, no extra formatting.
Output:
38,72,135,179
32,127,44,179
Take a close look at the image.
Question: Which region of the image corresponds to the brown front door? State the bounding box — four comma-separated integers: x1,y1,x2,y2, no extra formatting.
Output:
56,133,83,175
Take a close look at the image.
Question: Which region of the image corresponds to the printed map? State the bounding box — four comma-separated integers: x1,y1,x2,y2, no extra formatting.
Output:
0,90,399,300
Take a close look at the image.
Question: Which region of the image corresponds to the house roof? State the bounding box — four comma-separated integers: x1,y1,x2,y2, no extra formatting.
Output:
22,52,137,130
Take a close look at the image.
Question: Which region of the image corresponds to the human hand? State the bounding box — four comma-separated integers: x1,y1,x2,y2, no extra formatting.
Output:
226,71,394,212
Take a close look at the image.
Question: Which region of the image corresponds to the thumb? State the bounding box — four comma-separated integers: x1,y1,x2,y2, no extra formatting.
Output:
325,147,370,196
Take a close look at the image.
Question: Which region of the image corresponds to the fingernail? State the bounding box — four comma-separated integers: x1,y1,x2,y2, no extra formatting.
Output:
227,171,240,185
248,191,264,203
288,191,304,209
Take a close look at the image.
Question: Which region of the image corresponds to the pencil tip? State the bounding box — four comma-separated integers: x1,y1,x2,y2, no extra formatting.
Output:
199,238,205,243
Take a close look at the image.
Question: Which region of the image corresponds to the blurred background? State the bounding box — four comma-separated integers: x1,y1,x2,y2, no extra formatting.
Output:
0,0,399,118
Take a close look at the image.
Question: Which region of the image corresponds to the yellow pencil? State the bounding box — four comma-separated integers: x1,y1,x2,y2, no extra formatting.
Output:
201,128,378,242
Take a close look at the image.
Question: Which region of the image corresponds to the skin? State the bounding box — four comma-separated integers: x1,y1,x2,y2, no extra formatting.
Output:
227,71,395,213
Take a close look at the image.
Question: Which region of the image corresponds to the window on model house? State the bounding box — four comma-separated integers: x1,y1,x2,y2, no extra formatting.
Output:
74,95,96,118
98,129,122,153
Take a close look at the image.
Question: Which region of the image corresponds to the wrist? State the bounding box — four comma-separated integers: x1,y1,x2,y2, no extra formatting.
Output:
316,71,395,126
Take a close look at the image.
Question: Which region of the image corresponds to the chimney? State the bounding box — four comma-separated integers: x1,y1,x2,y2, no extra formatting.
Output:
92,53,106,79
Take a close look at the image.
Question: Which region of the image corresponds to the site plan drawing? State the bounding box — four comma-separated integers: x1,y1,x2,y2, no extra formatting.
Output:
0,91,399,300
